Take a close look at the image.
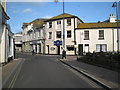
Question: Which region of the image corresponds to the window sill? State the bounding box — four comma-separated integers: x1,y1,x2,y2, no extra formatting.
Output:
56,38,61,39
67,25,71,26
98,38,104,40
84,39,89,40
67,50,74,52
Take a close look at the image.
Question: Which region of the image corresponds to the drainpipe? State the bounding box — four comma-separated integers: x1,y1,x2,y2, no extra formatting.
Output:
5,26,7,63
43,24,45,55
74,18,76,55
112,28,114,52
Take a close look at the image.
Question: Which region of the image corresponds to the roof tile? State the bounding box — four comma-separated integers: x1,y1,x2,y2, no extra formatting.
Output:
77,22,120,29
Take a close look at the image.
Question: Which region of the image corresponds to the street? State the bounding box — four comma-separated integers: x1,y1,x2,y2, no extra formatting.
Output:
3,53,101,88
1,1,120,90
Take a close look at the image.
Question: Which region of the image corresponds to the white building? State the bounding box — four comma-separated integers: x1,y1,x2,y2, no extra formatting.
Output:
14,32,22,52
44,13,83,55
6,24,14,62
75,14,120,55
0,1,14,65
22,19,46,54
22,13,120,55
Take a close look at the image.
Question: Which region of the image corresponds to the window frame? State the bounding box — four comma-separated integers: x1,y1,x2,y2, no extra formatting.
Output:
99,30,104,40
57,20,61,25
84,31,89,40
49,22,52,28
48,32,52,39
96,44,107,52
67,30,72,38
67,18,71,26
56,31,61,38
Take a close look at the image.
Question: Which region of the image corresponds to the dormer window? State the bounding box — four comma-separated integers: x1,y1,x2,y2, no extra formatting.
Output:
67,19,71,26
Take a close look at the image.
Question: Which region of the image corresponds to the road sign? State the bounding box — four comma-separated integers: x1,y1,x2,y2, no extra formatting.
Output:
54,40,62,46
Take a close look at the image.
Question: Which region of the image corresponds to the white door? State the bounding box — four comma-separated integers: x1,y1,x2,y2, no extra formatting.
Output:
96,44,100,52
85,45,89,53
37,45,39,53
33,45,36,52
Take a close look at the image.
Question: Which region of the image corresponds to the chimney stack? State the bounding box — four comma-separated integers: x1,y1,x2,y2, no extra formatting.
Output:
109,13,116,23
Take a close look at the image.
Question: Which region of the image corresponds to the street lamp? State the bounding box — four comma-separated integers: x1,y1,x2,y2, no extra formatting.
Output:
55,0,66,59
112,0,119,53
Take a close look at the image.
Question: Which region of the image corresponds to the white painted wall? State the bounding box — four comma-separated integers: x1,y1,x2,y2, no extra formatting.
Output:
45,18,81,55
1,25,6,63
76,28,118,53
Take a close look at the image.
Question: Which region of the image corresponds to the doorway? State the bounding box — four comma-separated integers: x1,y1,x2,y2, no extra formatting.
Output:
35,45,37,53
39,44,41,54
85,44,89,53
78,44,83,55
57,46,60,55
47,45,49,54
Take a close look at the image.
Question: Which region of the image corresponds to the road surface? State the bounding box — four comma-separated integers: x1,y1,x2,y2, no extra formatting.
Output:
3,53,101,88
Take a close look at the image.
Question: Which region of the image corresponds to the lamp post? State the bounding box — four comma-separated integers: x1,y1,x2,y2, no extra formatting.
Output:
55,0,66,59
112,0,119,53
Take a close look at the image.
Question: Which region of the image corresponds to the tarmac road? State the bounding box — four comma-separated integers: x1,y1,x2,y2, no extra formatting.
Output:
3,53,101,88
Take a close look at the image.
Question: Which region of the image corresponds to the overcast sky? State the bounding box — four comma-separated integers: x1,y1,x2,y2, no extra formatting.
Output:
6,2,119,33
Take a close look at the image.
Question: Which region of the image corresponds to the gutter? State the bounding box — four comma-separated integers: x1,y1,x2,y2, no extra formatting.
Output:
59,59,113,90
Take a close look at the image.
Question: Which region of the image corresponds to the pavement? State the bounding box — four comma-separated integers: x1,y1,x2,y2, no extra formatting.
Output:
2,58,22,87
60,55,120,88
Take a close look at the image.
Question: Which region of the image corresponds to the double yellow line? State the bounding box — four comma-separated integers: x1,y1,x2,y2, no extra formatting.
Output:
8,60,25,89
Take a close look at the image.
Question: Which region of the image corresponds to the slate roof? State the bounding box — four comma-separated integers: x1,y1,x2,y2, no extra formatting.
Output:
23,19,47,28
33,19,46,28
44,13,84,23
77,22,120,29
0,4,10,20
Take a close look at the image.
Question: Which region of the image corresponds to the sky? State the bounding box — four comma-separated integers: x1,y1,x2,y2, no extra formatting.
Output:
6,2,120,33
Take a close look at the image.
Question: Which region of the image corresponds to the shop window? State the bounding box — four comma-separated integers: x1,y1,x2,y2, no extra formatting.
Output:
67,45,74,51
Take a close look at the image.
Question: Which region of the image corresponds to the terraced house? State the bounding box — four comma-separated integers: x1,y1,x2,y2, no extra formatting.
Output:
14,32,22,52
22,13,120,55
22,19,46,54
0,0,14,65
75,14,120,55
44,13,83,55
